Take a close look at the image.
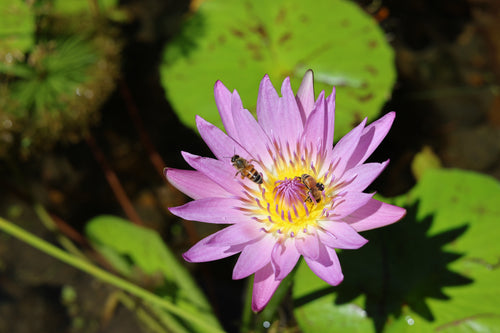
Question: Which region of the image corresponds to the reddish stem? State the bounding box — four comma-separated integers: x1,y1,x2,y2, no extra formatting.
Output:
118,79,199,243
85,134,144,226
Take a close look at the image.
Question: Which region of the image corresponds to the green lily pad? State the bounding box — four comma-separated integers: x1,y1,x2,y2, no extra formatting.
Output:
0,1,35,58
85,215,222,331
160,0,395,140
52,0,118,15
293,169,500,332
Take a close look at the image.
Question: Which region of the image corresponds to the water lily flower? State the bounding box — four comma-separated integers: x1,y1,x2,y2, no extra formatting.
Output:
165,70,406,312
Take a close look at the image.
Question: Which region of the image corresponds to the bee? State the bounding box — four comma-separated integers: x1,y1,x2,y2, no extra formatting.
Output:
298,174,325,203
231,155,263,184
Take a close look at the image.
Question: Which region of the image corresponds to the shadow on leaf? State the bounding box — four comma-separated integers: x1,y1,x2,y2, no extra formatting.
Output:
295,201,473,332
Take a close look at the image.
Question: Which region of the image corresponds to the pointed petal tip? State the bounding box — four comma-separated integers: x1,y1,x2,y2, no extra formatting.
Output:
281,76,292,94
182,252,193,263
214,79,225,89
303,69,314,82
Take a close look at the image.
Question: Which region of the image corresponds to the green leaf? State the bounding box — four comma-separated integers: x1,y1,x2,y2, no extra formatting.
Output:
10,37,98,115
52,0,119,15
0,1,35,57
293,169,500,332
160,0,395,140
85,215,222,331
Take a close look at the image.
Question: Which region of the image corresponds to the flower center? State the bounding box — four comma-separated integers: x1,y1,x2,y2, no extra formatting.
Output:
273,177,306,208
237,141,334,239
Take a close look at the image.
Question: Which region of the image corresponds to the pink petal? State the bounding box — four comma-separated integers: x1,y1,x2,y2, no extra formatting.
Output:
231,104,273,164
331,118,367,177
183,230,242,263
329,192,375,219
276,77,303,145
214,80,237,137
196,115,246,160
169,197,247,224
317,221,368,249
296,69,315,121
256,74,279,136
233,235,274,279
209,222,262,246
165,168,229,200
324,88,336,150
295,233,320,260
341,161,389,193
271,240,301,280
345,198,406,232
182,152,241,195
347,112,395,168
301,91,327,154
252,263,282,312
304,243,344,286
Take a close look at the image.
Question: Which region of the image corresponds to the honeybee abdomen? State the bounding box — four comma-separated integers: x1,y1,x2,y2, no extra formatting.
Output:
251,172,263,184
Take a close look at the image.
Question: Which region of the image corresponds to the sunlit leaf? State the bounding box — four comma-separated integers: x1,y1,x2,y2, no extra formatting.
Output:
293,169,500,332
85,215,223,331
160,0,395,140
52,0,118,15
0,1,35,58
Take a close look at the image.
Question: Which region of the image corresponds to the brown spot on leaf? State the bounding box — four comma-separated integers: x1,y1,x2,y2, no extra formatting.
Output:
358,93,374,102
251,24,269,41
365,65,378,76
300,15,309,23
279,32,292,45
231,29,245,38
341,19,350,27
368,40,378,48
218,35,226,45
246,42,263,61
276,7,286,24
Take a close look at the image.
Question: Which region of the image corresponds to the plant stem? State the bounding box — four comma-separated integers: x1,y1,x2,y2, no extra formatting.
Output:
0,217,225,333
85,134,144,226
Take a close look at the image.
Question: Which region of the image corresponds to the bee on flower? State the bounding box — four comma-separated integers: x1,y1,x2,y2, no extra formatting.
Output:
165,70,406,312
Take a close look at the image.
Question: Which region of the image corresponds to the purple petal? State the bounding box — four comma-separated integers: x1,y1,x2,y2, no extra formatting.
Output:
331,118,367,177
329,192,375,219
318,221,368,249
295,233,320,260
182,152,241,195
252,263,282,312
183,231,241,263
209,222,262,246
304,243,344,286
196,116,247,160
345,198,406,232
256,74,279,136
214,80,237,137
169,197,247,224
165,168,229,200
340,161,389,193
296,69,315,121
347,112,395,168
233,235,274,279
231,104,273,165
324,88,336,150
301,91,326,154
276,77,303,144
271,240,300,280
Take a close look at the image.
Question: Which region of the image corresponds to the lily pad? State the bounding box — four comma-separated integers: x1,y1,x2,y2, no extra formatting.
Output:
85,215,222,331
293,169,500,332
0,1,34,58
160,0,395,140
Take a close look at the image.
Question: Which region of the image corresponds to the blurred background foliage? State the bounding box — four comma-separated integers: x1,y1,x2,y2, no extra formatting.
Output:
0,0,122,158
0,0,499,333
